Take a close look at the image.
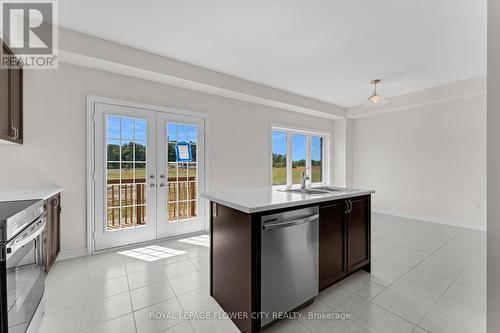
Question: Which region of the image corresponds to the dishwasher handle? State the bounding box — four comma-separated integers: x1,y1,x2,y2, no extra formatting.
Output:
263,214,319,230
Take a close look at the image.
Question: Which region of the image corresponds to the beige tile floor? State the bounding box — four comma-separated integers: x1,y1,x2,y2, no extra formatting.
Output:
40,213,486,333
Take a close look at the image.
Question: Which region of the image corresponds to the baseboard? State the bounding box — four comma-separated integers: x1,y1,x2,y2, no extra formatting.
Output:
372,208,486,231
56,248,88,261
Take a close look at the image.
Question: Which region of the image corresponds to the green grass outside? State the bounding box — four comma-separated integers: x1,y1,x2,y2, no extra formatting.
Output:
273,166,322,185
107,168,144,181
107,164,197,182
108,165,321,185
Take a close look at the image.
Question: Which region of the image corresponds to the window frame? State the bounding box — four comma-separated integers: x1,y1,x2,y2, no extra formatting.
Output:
270,124,330,188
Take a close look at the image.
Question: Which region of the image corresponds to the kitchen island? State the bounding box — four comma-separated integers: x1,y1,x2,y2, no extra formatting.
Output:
202,186,375,333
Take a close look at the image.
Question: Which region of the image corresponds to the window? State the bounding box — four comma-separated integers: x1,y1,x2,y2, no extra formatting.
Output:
271,127,328,187
272,131,287,185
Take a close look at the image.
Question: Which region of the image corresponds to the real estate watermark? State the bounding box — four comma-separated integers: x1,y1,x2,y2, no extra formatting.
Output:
148,310,352,321
0,0,58,69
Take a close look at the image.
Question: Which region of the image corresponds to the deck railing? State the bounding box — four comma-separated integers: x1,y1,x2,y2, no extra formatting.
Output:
106,177,196,229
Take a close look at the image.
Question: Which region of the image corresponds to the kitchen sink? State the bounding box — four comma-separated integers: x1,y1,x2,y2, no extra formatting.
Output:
310,186,353,192
278,186,355,195
282,189,330,195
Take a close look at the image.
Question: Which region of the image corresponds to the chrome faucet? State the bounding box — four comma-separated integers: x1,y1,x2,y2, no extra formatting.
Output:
300,170,310,190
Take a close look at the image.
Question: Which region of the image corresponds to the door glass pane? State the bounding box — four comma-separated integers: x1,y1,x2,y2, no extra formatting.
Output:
135,141,146,161
107,140,120,161
178,125,188,143
134,163,146,183
178,163,188,181
107,208,120,229
188,182,197,200
121,141,134,161
135,119,147,141
178,201,188,219
179,182,188,201
121,118,134,140
107,185,120,207
105,115,148,230
168,202,177,220
311,136,323,183
291,134,306,184
106,117,120,140
121,163,134,183
168,183,177,202
190,144,197,162
188,163,197,181
272,131,287,185
188,201,197,218
166,122,199,223
120,184,135,206
107,163,120,183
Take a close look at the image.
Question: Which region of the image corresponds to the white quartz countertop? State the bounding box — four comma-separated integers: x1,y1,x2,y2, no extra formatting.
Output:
201,186,375,214
0,187,63,202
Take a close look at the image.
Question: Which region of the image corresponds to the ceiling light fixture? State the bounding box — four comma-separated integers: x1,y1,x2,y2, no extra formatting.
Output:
367,79,387,105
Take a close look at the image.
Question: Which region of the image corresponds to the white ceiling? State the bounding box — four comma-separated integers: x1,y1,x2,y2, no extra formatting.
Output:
59,0,486,107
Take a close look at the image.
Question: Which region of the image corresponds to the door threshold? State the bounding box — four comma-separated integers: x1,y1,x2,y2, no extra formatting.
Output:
92,230,208,255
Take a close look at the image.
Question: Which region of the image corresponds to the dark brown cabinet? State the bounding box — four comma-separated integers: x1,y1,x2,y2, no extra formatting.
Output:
319,195,370,290
0,40,23,144
210,194,371,332
319,201,347,290
44,194,61,273
347,196,371,273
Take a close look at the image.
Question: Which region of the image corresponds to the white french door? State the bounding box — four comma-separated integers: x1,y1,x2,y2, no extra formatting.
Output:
93,102,205,251
156,113,205,238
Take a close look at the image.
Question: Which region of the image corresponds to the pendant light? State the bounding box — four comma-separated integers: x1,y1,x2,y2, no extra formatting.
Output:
367,79,387,105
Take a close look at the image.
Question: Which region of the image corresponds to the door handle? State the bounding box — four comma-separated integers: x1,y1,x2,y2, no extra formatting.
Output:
345,200,353,214
11,126,18,140
146,183,156,189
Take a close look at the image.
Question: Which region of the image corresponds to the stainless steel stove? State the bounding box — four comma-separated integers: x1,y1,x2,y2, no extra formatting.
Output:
0,199,46,333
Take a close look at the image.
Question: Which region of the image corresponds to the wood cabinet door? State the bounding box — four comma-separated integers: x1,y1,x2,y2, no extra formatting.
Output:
44,195,61,273
347,196,371,273
51,195,60,258
0,43,11,141
10,64,22,143
0,41,22,143
43,200,52,272
319,200,347,290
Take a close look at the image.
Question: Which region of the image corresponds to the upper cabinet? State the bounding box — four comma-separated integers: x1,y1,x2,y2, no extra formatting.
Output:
0,40,23,144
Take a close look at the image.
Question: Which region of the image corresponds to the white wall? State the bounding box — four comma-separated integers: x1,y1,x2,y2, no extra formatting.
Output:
488,0,500,328
332,118,353,187
0,63,334,254
351,94,486,230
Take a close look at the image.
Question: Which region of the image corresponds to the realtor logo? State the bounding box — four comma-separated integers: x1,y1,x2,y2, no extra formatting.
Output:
0,0,58,69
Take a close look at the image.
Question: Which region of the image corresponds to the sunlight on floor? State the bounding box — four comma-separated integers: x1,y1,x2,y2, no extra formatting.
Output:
118,245,187,262
177,235,210,247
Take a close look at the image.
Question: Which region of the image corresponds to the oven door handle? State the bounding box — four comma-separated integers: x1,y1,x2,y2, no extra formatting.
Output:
6,218,46,258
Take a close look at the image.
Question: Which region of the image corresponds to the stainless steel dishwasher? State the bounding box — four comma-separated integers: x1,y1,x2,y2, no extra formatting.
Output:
260,206,319,327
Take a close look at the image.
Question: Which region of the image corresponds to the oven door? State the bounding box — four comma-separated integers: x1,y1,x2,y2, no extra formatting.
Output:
3,217,46,333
